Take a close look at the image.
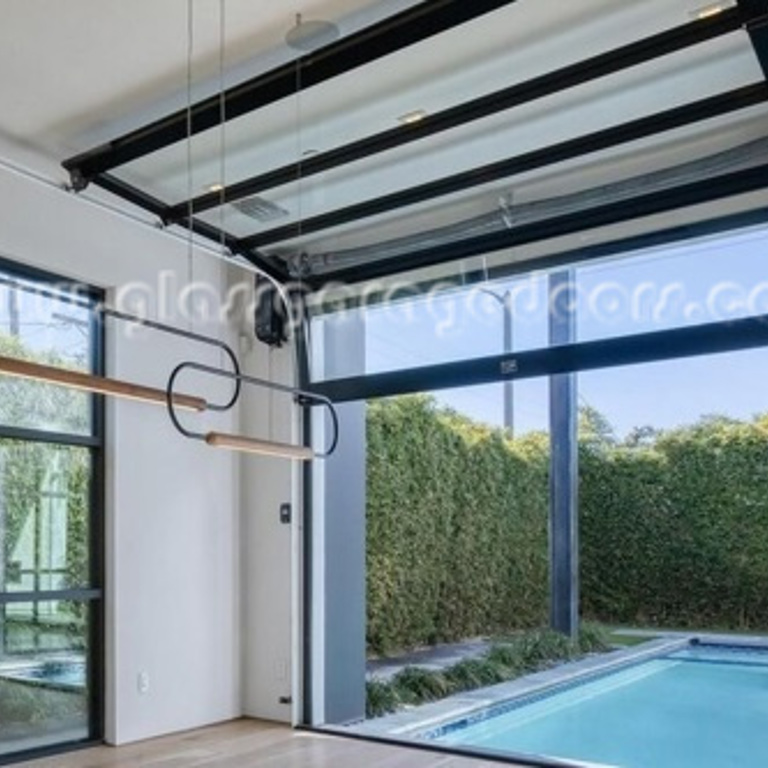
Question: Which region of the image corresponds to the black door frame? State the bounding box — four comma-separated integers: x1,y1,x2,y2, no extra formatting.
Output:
297,216,768,766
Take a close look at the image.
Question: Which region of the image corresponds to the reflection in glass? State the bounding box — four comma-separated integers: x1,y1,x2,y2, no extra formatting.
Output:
0,442,91,594
0,278,92,435
0,601,90,755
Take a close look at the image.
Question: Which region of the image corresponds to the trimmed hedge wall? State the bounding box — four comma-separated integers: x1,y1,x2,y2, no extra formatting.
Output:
367,396,549,655
367,398,768,654
581,418,768,629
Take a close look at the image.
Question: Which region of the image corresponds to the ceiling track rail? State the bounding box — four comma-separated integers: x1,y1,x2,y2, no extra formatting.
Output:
169,6,751,226
239,83,768,249
317,161,768,286
61,0,520,185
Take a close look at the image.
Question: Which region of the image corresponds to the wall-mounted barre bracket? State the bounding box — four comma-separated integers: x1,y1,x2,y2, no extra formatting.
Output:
166,361,339,460
0,275,243,412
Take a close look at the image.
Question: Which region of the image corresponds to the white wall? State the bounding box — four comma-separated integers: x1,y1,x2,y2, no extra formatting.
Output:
0,143,248,745
232,278,298,724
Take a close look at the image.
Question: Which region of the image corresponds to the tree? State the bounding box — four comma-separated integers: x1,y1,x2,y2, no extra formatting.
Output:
624,425,661,448
578,405,617,452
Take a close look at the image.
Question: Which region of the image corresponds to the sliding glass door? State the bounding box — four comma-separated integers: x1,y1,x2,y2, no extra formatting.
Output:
0,264,102,761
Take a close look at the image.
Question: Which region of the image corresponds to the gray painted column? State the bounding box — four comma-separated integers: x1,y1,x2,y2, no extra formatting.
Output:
320,314,367,724
548,271,579,638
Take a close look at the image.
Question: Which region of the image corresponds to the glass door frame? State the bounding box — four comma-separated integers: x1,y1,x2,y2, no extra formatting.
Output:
297,220,768,757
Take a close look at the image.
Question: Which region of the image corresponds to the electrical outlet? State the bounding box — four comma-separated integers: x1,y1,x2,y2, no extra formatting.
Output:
137,671,150,695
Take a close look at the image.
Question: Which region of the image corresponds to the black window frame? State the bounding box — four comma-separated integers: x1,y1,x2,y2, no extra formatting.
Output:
0,254,105,767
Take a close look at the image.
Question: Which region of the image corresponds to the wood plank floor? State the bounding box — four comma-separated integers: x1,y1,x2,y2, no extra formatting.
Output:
20,720,522,767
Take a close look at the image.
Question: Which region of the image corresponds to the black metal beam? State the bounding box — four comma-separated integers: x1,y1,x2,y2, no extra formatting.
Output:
240,83,768,249
92,174,290,281
739,0,768,78
61,0,520,184
306,205,768,314
0,425,101,448
168,6,749,226
548,270,579,640
320,161,768,285
0,589,102,604
310,311,768,403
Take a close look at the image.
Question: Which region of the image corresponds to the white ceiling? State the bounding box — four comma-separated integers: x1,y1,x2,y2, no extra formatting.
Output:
0,0,404,165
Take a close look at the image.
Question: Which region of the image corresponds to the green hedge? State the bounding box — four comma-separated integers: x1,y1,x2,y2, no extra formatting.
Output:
581,418,768,629
367,398,768,654
367,396,549,654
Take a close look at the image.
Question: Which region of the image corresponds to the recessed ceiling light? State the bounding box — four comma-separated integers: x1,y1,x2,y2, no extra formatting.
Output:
691,3,726,20
206,182,225,193
398,109,428,126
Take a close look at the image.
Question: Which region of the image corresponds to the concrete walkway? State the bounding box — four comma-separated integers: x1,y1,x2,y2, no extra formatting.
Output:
367,639,492,682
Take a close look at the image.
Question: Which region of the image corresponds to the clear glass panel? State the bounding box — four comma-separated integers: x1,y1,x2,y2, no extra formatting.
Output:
315,379,551,726
111,0,757,214
576,226,768,343
310,223,768,382
0,600,91,755
0,276,92,435
310,274,551,381
0,442,92,592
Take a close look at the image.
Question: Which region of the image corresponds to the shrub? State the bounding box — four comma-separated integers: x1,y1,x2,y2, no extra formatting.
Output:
366,626,612,719
392,667,453,703
365,680,400,719
367,396,548,654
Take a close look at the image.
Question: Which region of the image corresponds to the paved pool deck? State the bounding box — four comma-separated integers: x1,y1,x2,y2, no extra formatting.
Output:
367,639,492,683
356,631,768,739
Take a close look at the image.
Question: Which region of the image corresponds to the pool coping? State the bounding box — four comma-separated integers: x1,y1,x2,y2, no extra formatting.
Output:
354,636,691,739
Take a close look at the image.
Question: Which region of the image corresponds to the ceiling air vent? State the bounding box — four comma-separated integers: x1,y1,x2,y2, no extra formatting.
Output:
231,196,289,223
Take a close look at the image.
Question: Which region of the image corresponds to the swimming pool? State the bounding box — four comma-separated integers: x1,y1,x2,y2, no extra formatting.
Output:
2,660,85,691
426,643,768,768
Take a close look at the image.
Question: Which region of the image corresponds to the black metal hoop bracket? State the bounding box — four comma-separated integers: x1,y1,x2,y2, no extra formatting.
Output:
166,361,339,459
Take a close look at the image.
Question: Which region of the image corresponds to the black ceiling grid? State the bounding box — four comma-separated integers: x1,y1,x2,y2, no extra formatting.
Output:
239,84,768,250
93,174,288,280
62,0,519,186
318,162,768,285
164,6,746,225
62,1,768,286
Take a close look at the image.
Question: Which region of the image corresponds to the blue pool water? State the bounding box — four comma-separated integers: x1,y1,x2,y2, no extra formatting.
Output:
431,645,768,768
6,661,85,690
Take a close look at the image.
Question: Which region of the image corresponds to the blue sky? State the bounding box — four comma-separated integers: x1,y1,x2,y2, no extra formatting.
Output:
0,276,92,366
361,225,768,438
